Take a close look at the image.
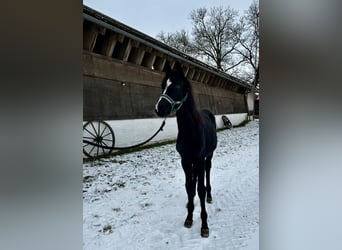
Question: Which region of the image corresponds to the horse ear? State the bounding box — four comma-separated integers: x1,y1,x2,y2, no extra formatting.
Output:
174,61,184,75
163,61,172,75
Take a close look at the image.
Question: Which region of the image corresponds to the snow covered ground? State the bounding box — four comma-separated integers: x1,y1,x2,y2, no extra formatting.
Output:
83,120,259,249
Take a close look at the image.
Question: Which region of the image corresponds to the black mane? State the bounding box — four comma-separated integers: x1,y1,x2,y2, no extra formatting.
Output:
178,75,204,125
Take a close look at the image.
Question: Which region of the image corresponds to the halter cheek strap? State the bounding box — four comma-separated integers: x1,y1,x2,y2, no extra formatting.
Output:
160,92,188,113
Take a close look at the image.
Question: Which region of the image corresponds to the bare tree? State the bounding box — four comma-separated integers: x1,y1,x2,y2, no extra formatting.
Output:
190,6,244,72
155,3,259,86
156,29,194,55
235,1,259,86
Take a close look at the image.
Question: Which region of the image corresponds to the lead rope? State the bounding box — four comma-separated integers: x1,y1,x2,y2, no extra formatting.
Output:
83,118,167,151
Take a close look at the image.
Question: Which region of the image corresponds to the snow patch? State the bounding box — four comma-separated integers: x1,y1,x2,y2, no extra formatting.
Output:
83,120,259,249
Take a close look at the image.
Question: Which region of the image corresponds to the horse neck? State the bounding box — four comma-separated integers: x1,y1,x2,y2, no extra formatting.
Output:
176,94,198,134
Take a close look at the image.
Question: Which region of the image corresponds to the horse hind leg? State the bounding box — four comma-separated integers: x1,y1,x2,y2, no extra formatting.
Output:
205,153,213,203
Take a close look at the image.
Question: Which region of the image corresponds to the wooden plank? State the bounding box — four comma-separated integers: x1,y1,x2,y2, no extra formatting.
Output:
136,49,146,65
101,32,117,56
83,23,98,51
122,39,132,62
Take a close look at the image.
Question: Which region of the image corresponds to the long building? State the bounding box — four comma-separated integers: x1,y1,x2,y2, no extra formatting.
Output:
83,5,255,150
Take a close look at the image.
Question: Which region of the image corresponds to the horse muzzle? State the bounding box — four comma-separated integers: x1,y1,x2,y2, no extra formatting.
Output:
155,98,171,118
155,106,170,118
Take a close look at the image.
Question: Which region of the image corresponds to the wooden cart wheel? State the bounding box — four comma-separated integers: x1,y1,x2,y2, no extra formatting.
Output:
222,115,232,129
83,120,115,158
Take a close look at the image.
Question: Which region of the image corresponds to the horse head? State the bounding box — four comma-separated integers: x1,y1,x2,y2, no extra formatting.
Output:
155,61,189,117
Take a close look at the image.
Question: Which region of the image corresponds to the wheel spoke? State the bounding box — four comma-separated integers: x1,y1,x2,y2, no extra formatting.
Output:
99,142,106,155
102,131,112,138
100,125,108,137
83,136,96,140
84,127,97,138
97,121,101,137
88,145,96,156
101,140,110,148
90,122,99,136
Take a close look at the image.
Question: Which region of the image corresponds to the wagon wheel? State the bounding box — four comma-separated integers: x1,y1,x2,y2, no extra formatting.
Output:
83,120,115,158
222,115,232,129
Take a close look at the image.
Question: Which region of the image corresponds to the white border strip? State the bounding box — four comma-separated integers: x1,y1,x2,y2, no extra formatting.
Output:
83,113,247,147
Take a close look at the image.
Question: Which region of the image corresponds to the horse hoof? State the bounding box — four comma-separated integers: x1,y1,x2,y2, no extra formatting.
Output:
207,196,213,203
184,219,193,228
201,228,209,237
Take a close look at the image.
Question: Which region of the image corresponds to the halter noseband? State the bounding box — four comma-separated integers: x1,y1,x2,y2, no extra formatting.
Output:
159,92,188,113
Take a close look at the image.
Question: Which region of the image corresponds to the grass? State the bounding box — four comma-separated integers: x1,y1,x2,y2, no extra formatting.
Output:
234,119,250,128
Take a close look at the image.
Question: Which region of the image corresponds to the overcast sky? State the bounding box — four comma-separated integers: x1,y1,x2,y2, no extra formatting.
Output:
83,0,254,38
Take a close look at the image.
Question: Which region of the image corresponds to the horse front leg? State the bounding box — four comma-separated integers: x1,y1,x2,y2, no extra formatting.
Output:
181,158,195,228
195,159,209,237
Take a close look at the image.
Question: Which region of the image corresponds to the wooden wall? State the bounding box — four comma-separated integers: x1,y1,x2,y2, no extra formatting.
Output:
83,7,249,121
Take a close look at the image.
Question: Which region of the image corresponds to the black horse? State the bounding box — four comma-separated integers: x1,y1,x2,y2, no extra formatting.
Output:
155,61,217,237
